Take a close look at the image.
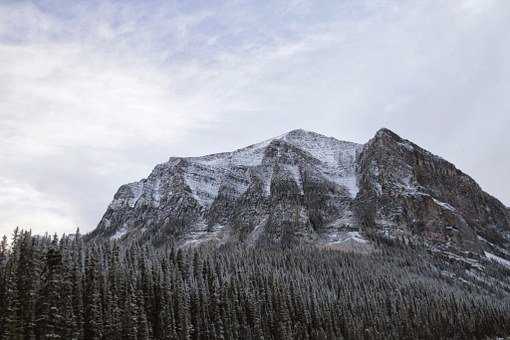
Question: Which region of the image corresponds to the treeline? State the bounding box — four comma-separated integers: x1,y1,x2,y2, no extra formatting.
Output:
1,228,510,339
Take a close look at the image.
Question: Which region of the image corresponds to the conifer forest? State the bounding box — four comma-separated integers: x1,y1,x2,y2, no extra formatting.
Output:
1,229,510,340
2,0,510,338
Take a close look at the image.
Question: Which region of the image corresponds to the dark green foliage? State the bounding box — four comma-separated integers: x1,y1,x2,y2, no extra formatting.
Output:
0,230,509,339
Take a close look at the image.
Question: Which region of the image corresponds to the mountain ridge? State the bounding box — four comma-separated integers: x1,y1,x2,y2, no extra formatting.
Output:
88,128,510,266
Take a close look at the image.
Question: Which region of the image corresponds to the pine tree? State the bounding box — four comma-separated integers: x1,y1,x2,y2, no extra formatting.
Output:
0,229,510,339
122,279,138,340
36,247,65,339
83,250,103,340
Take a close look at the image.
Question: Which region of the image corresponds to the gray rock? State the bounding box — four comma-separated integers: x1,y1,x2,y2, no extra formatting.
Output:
88,128,510,260
356,128,510,256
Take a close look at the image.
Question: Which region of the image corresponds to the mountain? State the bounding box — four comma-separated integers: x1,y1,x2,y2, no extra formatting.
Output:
89,128,510,263
357,129,510,254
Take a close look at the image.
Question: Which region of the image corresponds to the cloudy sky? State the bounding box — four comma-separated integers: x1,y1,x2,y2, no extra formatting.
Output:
1,0,509,237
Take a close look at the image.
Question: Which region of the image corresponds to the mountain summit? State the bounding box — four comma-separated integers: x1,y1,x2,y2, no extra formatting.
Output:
89,128,510,261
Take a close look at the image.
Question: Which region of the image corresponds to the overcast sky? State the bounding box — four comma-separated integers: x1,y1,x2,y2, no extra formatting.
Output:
1,0,509,237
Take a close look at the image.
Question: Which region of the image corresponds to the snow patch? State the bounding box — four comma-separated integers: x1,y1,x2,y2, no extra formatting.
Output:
191,137,275,168
181,223,229,247
343,176,359,198
179,130,363,201
191,129,361,171
399,175,419,194
111,225,128,240
128,182,144,208
127,130,365,213
433,198,456,212
152,178,162,205
311,142,361,198
326,231,368,245
485,251,510,269
284,165,303,194
325,173,358,198
183,165,223,207
282,129,360,168
263,167,274,196
398,141,414,152
373,182,383,196
477,236,510,256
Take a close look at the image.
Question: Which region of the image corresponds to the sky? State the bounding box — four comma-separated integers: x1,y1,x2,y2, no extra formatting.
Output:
1,0,509,237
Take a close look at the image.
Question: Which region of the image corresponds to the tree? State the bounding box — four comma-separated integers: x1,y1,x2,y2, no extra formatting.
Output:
36,248,65,339
83,250,103,340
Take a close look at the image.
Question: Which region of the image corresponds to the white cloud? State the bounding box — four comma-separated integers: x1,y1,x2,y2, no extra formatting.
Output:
0,2,223,235
0,0,509,237
0,177,77,236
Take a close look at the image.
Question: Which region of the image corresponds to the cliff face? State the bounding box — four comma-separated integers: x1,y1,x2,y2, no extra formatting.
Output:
356,128,510,256
89,129,364,249
89,128,510,260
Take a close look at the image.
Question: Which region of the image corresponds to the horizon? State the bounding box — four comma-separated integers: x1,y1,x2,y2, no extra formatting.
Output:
3,126,508,239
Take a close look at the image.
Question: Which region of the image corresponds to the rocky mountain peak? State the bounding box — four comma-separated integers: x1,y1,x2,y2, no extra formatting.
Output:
374,127,400,139
88,129,510,267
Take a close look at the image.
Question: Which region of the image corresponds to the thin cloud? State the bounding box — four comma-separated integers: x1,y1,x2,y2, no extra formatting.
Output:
1,0,509,237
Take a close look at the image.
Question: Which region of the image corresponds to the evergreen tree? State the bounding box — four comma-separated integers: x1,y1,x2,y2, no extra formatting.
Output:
83,250,103,340
0,229,509,339
36,248,65,339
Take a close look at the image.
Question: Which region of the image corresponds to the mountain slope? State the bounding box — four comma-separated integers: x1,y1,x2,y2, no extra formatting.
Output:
89,129,365,248
89,128,510,262
356,128,510,258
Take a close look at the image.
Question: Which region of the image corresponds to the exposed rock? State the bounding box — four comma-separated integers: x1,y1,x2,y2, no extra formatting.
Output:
88,128,510,261
89,129,364,249
356,128,510,256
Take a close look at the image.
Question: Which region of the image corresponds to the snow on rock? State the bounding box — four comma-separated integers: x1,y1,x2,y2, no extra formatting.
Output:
325,172,359,198
283,164,303,194
99,129,368,245
477,236,510,256
247,218,268,245
152,178,162,205
433,198,456,212
319,229,372,253
398,141,414,152
485,251,510,269
190,136,274,168
93,127,510,261
181,223,229,247
172,129,362,202
279,130,362,198
326,231,368,245
280,129,358,166
128,182,144,208
229,141,272,166
259,166,274,196
183,164,223,207
111,225,128,240
191,129,361,169
398,175,420,195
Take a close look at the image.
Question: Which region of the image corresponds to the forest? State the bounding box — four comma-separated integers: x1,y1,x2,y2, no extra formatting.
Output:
1,228,510,340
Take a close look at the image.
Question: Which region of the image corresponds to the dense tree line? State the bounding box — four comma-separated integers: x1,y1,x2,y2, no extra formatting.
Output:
1,228,510,339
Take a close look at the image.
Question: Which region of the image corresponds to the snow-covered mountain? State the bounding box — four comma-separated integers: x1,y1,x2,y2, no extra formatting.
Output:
89,128,510,264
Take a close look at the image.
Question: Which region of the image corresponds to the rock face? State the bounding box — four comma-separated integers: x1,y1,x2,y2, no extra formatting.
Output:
89,128,510,258
356,129,510,256
89,129,364,248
